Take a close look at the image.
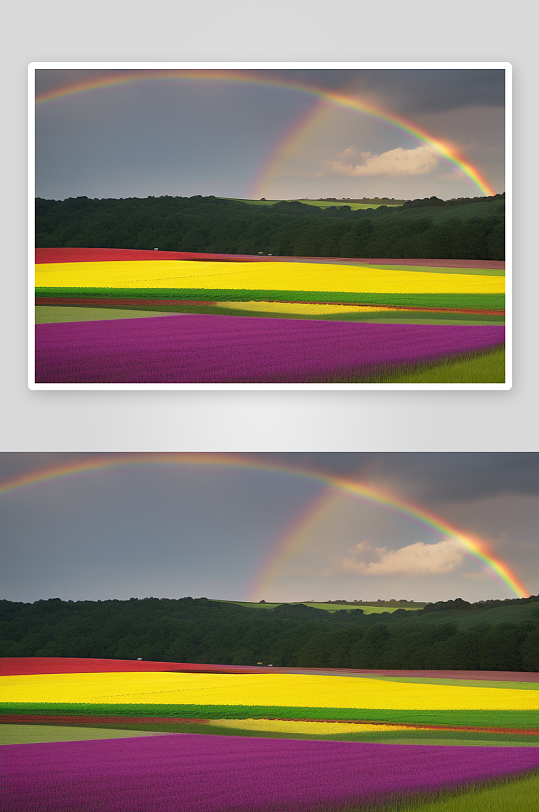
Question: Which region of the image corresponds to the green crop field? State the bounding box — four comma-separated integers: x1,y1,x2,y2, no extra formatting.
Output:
34,306,176,324
369,347,505,385
382,772,539,812
0,723,169,745
35,288,505,311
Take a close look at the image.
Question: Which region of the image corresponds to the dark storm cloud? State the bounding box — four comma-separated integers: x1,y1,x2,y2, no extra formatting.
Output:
367,453,539,502
35,68,505,115
360,69,504,114
244,453,539,503
3,453,536,506
235,69,505,113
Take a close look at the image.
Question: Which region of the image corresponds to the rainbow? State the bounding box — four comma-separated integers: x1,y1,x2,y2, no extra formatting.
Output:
34,68,496,197
0,454,528,599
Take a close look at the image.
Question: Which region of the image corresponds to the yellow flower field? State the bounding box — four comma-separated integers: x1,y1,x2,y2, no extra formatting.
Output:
206,719,417,734
35,260,504,295
2,672,536,711
214,301,389,315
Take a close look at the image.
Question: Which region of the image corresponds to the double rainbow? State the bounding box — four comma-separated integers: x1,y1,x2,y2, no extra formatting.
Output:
35,69,496,197
0,453,528,599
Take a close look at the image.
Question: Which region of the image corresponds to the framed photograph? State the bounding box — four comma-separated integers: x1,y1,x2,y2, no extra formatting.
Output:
2,451,538,811
30,63,510,389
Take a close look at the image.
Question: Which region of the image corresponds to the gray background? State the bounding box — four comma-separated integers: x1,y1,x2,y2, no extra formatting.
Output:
2,0,536,451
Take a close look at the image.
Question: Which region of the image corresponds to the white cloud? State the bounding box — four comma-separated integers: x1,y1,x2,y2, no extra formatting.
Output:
333,539,464,576
323,145,439,177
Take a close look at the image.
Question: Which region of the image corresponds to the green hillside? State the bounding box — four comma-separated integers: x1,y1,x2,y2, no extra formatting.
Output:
35,193,505,260
224,196,503,221
2,594,537,671
410,598,539,630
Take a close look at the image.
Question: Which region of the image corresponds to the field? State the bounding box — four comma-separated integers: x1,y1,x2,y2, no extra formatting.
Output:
223,198,405,210
216,600,426,613
1,657,538,812
34,248,505,385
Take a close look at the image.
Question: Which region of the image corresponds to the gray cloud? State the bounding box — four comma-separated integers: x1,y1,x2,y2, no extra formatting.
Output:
254,69,505,113
242,453,539,503
2,453,537,508
35,68,505,116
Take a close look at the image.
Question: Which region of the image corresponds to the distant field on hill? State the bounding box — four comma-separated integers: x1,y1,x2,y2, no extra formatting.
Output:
224,198,404,210
231,196,504,222
216,600,425,614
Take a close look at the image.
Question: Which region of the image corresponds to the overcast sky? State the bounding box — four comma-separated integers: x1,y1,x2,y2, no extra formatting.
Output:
1,453,536,605
34,67,505,201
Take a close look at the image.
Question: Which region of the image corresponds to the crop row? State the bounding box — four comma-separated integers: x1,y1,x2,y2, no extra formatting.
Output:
4,713,538,734
2,703,538,729
34,316,504,384
4,659,538,682
35,260,504,295
35,288,506,311
0,657,272,676
35,248,258,264
35,247,505,271
2,734,538,812
3,671,539,709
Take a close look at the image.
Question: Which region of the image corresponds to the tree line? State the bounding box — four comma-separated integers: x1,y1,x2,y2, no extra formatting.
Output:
35,194,505,261
1,595,537,671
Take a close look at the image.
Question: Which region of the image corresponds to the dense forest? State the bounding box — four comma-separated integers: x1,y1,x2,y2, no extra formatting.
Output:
2,593,537,671
35,194,505,261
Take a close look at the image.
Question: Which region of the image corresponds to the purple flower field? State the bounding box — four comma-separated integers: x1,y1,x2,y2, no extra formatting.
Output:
2,734,538,812
34,314,504,383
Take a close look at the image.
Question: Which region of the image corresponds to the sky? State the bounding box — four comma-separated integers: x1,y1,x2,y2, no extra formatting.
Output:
1,452,536,605
34,67,506,202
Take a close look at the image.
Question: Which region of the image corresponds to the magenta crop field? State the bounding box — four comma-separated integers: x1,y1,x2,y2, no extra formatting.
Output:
34,314,504,383
2,734,539,812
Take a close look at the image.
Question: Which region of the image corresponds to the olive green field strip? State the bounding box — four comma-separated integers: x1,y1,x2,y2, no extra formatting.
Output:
34,306,178,323
295,347,505,385
35,304,504,327
381,772,539,812
372,348,505,384
2,722,537,748
0,724,172,745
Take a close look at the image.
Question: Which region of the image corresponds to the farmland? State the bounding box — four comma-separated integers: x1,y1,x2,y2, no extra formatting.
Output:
1,656,538,812
217,600,427,613
34,248,505,385
222,197,406,210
